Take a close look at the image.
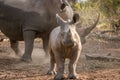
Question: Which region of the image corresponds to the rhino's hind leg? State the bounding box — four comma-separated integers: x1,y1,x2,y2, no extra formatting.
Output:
42,35,49,53
21,30,35,62
10,39,21,57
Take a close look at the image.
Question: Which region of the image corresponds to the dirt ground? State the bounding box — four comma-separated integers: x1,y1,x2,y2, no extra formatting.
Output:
0,38,120,80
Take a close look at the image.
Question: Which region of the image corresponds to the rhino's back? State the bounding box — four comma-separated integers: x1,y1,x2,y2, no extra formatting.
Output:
49,27,60,48
0,0,74,41
0,2,24,40
0,0,60,40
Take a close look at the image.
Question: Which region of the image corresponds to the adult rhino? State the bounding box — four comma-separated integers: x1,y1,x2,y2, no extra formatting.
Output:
0,0,73,62
0,0,99,62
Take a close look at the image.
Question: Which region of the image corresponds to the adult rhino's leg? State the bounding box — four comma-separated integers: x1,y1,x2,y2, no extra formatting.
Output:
42,35,49,53
10,39,21,56
21,30,35,62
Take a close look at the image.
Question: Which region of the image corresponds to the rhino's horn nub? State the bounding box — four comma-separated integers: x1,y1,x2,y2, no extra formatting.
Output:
56,14,61,21
56,13,66,25
56,14,59,18
56,13,66,21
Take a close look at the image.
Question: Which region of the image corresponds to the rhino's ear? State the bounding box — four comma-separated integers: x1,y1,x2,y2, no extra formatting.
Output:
62,0,70,6
56,14,66,27
61,0,70,6
72,13,80,24
60,0,70,11
60,3,66,11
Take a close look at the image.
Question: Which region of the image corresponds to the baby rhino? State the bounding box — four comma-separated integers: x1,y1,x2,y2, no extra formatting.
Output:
48,13,82,80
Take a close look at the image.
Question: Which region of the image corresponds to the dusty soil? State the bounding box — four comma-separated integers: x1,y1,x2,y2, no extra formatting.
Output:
0,39,120,80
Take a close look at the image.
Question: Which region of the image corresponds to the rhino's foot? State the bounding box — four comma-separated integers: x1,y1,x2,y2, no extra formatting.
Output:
16,53,22,57
54,74,65,80
68,73,79,79
47,70,57,75
64,71,67,74
21,55,32,63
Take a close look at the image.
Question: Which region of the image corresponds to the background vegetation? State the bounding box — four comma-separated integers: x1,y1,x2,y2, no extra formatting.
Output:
70,0,120,40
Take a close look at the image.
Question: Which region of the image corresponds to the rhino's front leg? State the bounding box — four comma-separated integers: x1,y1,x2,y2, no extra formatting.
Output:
10,39,21,57
54,53,65,80
68,51,80,79
68,62,78,79
47,50,56,75
21,30,35,62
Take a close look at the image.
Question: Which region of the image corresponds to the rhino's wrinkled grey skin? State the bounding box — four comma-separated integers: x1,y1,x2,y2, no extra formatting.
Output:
48,14,82,80
0,0,99,62
0,0,74,62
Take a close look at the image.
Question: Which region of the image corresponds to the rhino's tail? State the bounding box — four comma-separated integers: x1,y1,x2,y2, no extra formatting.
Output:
42,35,49,55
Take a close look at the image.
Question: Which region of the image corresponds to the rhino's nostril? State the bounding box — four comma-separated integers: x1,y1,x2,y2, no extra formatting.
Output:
64,41,76,48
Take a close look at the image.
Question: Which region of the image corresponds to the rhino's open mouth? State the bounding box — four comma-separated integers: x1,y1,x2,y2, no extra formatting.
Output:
63,40,77,48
